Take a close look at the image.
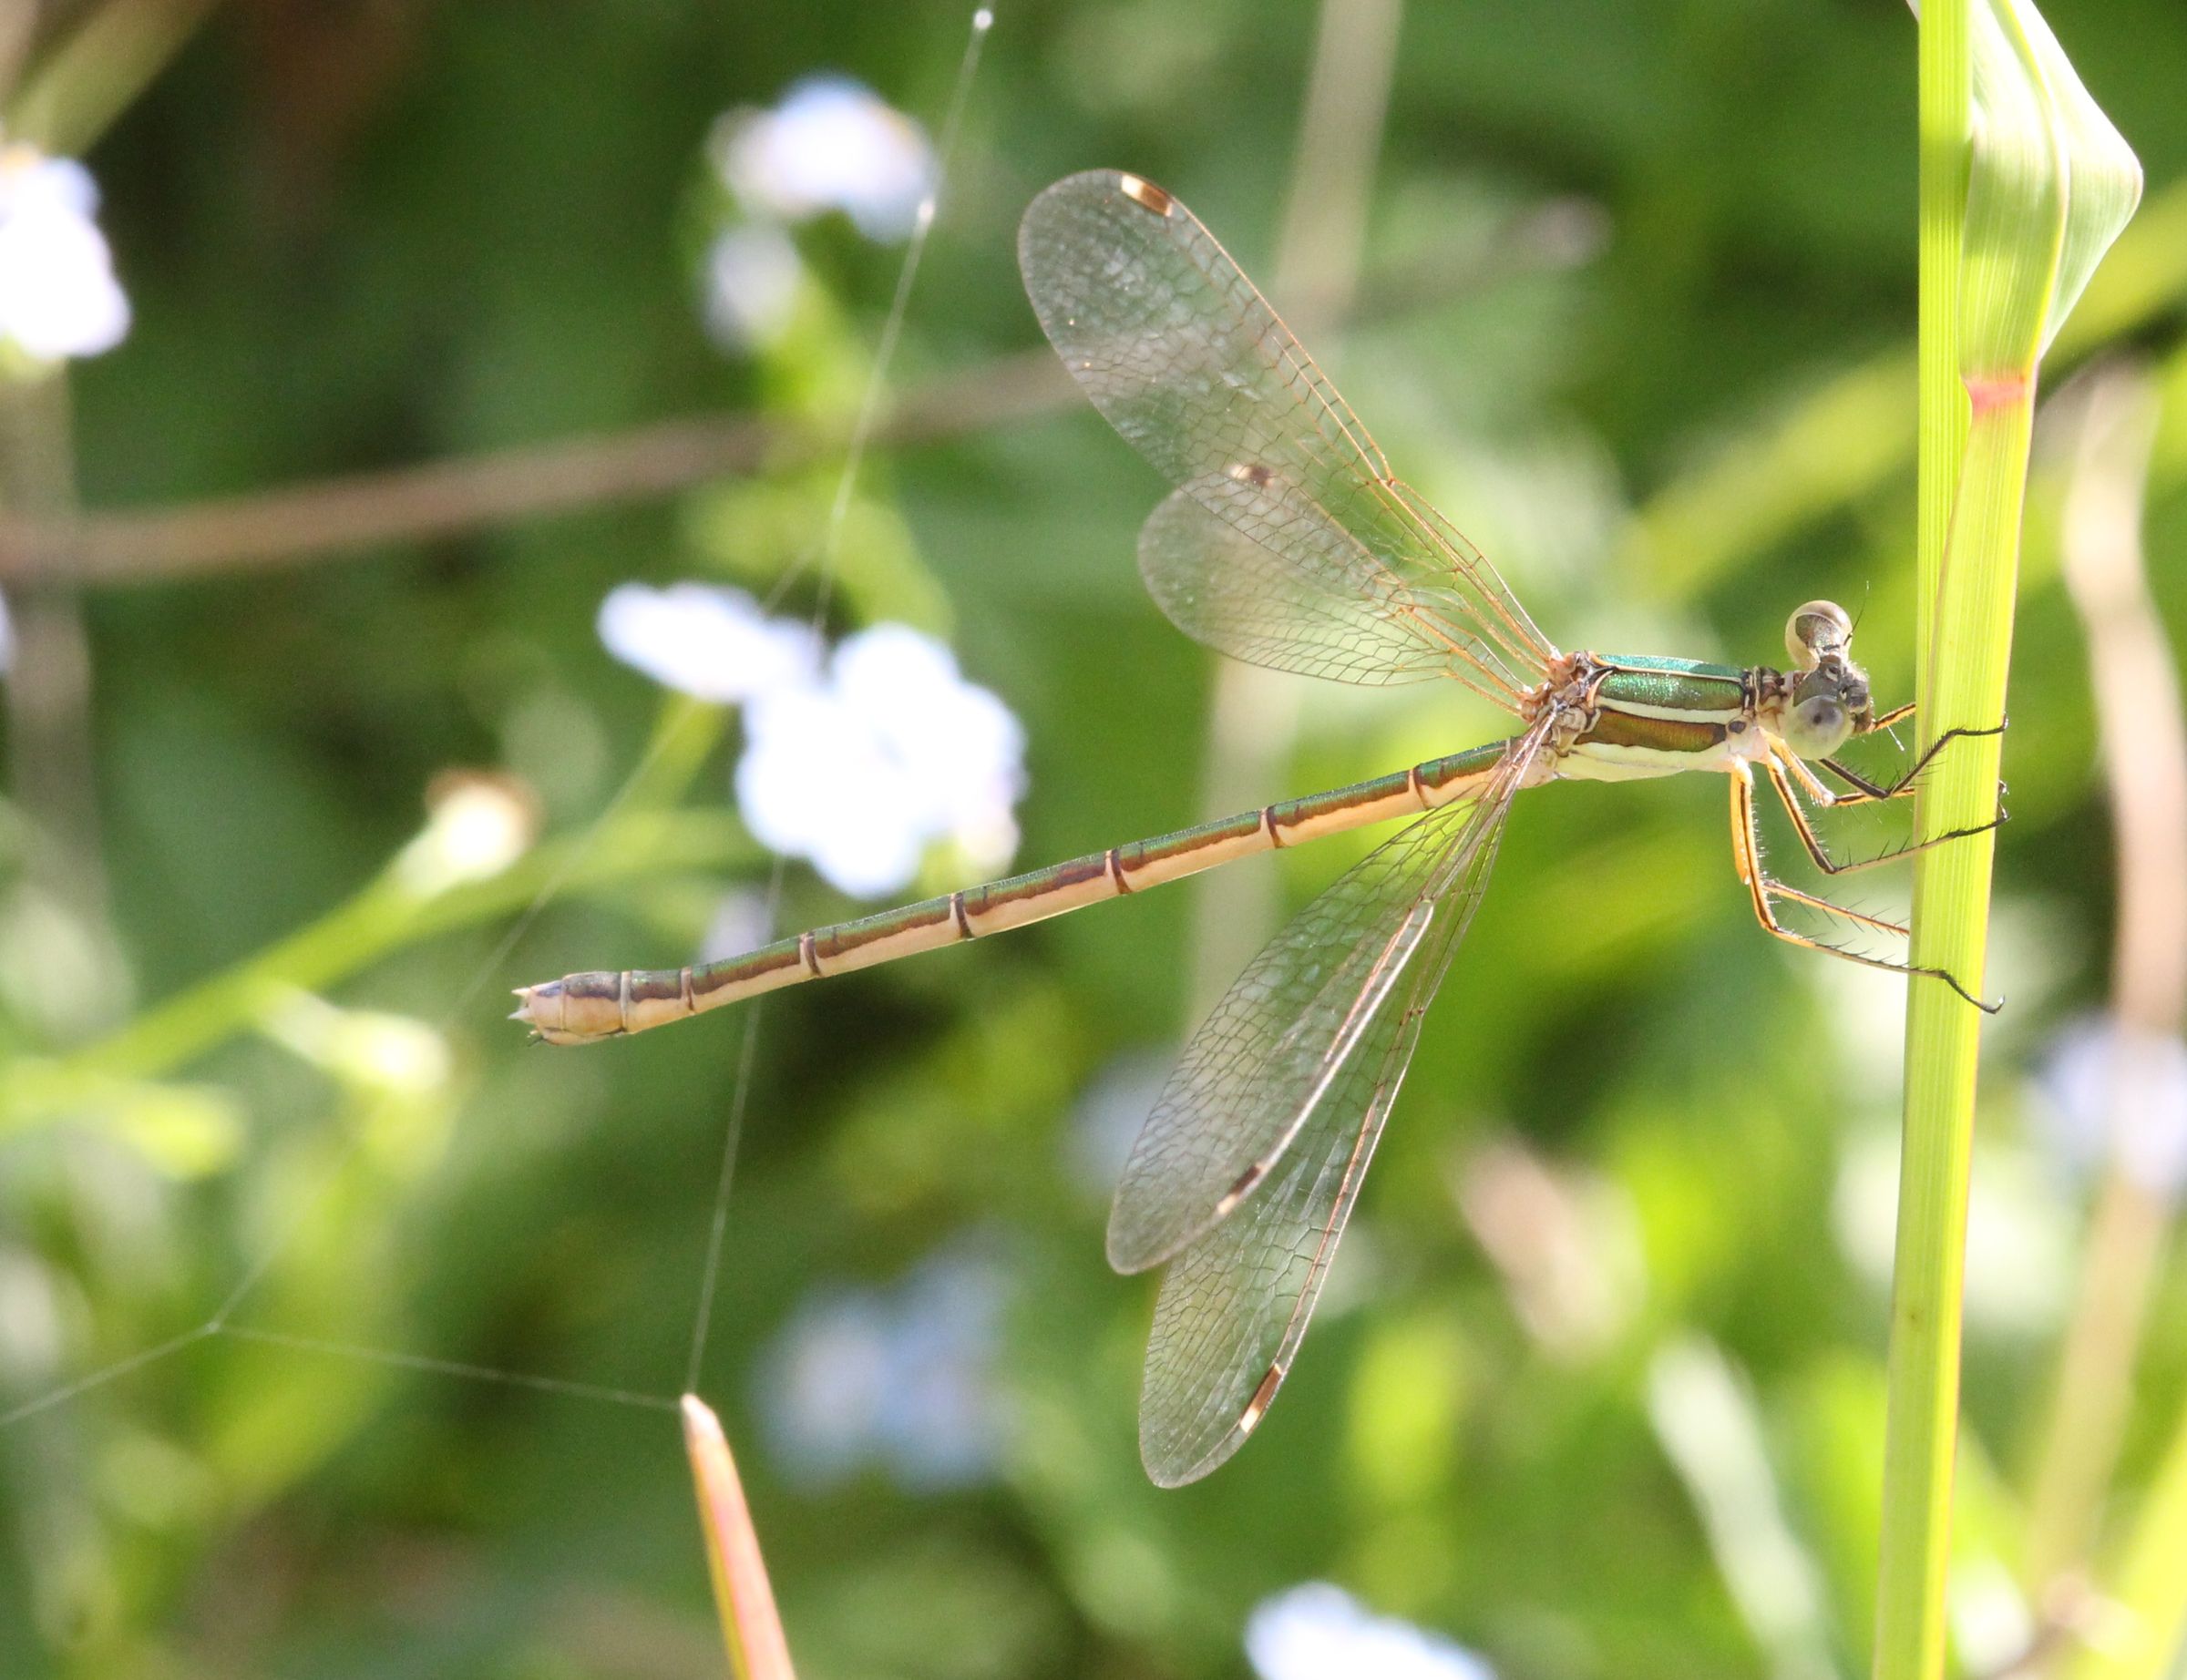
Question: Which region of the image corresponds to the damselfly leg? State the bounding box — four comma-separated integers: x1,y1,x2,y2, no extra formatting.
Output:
1727,762,1998,1012
1818,711,2008,806
1767,711,2009,876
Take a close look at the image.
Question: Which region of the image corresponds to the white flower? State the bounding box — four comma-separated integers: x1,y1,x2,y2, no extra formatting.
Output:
736,678,929,896
712,76,935,241
738,624,1024,898
598,583,1024,900
703,222,804,353
0,148,129,362
1246,1584,1495,1680
597,582,823,703
757,1242,1011,1490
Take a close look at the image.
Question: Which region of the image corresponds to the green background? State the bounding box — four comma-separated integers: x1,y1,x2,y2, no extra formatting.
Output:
3,1,2185,1675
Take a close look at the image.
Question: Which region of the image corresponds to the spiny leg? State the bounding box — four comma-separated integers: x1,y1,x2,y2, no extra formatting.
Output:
1727,765,1997,1012
1778,751,1840,806
1752,858,1911,937
1765,756,2003,877
1729,769,1900,935
1819,712,2007,807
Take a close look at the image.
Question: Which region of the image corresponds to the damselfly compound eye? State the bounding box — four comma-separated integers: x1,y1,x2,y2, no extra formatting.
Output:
1786,600,1853,669
1786,694,1852,759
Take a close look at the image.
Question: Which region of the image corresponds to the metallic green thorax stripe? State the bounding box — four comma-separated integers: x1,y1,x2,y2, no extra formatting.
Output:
1596,652,1746,681
1593,656,1750,722
1575,708,1729,756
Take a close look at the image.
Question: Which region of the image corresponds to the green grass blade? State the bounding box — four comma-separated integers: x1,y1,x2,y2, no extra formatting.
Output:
1876,4,2139,1677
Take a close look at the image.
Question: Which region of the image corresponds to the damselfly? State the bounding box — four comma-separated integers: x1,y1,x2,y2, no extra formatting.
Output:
516,170,2001,1486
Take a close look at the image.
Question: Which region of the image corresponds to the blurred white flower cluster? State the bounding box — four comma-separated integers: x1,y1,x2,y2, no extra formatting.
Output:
699,76,936,353
2034,1013,2187,1198
1247,1584,1496,1680
599,580,821,704
702,225,805,356
716,76,935,239
599,581,1023,898
756,1242,1011,1490
0,145,129,365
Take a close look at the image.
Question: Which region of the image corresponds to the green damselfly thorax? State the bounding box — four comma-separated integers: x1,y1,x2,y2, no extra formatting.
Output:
516,170,2002,1486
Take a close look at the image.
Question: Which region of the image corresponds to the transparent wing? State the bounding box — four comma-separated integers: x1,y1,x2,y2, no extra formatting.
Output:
1020,169,1558,710
1136,996,1412,1487
1107,746,1523,1275
1139,479,1479,687
1130,734,1542,1487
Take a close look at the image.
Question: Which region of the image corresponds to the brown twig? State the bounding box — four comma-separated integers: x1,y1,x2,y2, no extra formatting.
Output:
0,345,1067,587
0,209,1600,590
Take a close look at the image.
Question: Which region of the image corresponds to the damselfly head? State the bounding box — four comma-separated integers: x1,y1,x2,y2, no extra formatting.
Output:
1775,600,1869,757
1780,655,1873,759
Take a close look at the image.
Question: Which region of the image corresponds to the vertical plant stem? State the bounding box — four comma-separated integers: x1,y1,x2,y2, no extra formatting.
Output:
3,0,221,155
1880,0,2138,1664
1912,4,1970,711
0,374,126,1042
1877,389,2029,1680
1874,5,1976,1672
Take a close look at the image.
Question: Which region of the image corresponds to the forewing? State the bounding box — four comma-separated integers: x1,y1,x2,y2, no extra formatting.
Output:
1133,748,1530,1486
1019,169,1556,706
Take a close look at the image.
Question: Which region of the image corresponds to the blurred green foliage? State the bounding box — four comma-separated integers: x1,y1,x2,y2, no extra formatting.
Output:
3,2,2186,1677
